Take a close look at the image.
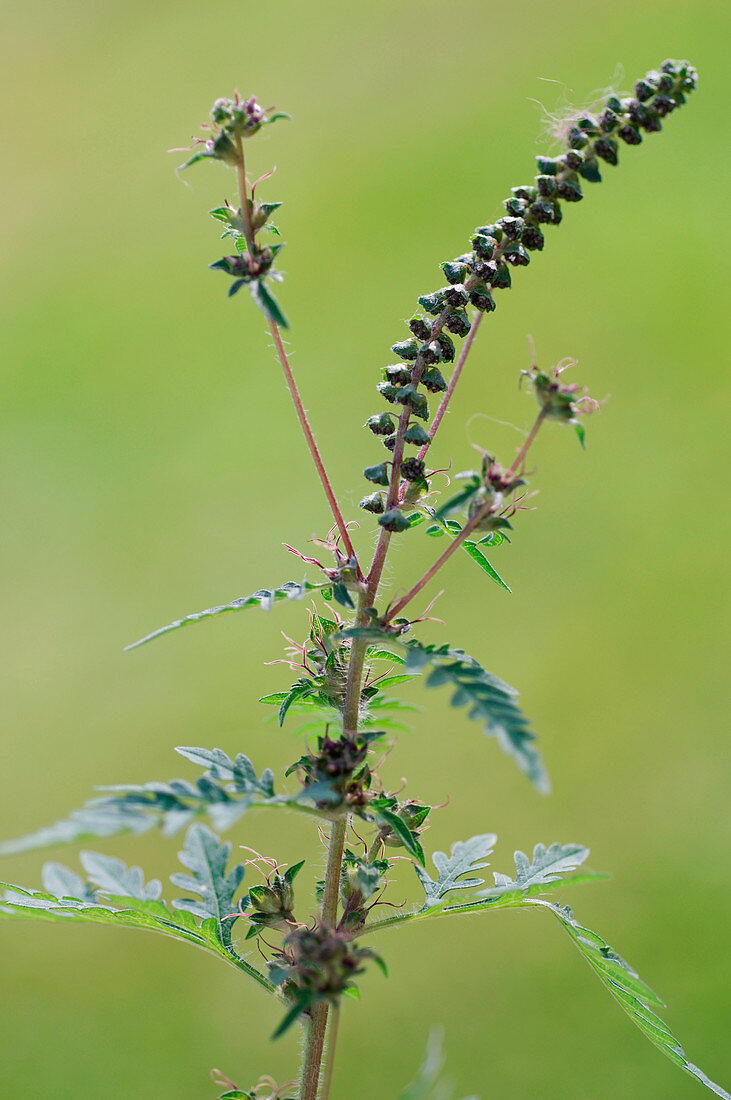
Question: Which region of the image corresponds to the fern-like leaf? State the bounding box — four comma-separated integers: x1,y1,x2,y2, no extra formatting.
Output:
125,580,327,651
414,834,497,910
170,824,245,948
489,842,589,892
0,746,325,857
0,834,276,995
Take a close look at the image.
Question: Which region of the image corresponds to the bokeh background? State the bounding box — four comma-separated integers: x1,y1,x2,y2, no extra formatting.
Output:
1,1,729,1096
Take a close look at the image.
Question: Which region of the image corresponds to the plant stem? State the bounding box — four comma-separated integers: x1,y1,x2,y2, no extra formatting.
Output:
320,1007,339,1100
268,322,357,562
386,498,496,621
298,592,371,1099
233,154,357,565
416,310,484,463
507,408,546,477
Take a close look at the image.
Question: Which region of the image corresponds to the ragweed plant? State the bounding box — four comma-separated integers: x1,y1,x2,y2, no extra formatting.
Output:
1,61,727,1100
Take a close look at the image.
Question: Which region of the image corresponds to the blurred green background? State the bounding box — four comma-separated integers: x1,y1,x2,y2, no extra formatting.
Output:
1,1,728,1096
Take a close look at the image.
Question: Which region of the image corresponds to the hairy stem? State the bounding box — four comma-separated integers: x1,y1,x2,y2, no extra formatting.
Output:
233,154,357,565
267,323,357,562
320,1007,339,1100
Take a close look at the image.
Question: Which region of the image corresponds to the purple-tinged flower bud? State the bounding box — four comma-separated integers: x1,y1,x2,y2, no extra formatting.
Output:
383,433,398,452
435,332,455,362
401,457,426,481
579,157,602,183
491,262,512,289
564,149,583,172
504,197,528,216
469,284,496,312
594,137,619,165
536,174,558,198
635,77,657,102
472,233,497,259
504,242,530,267
512,184,538,202
529,200,555,224
598,107,620,132
556,176,583,202
443,284,470,308
521,225,545,251
618,124,642,145
444,308,471,336
396,385,429,419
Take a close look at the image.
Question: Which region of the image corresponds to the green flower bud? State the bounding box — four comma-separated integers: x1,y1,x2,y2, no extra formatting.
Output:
491,262,512,289
474,223,503,242
643,110,662,134
417,289,447,315
364,463,390,486
444,308,471,336
504,197,528,216
441,260,472,284
627,100,652,128
401,457,426,482
360,492,386,514
391,338,420,361
385,364,413,385
421,367,447,393
567,126,589,149
576,115,599,136
404,423,431,446
656,73,674,94
366,412,396,436
377,381,401,403
605,95,622,113
378,508,411,533
579,156,602,183
396,385,429,419
472,233,497,259
635,77,657,102
383,433,398,452
443,284,469,308
536,156,561,175
529,200,555,224
408,315,433,341
564,149,583,172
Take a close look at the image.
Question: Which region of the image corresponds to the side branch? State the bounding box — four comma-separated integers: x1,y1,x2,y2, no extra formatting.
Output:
268,323,357,562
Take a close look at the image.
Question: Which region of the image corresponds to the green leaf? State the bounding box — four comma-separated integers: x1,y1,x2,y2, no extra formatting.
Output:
0,749,279,855
414,834,497,909
404,640,548,793
490,842,589,891
169,824,246,949
573,419,586,448
250,280,289,328
532,900,730,1098
278,678,321,726
374,807,425,866
421,508,510,593
125,580,325,651
0,841,277,995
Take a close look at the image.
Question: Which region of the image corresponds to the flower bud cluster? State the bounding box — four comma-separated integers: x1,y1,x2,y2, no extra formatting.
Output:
269,924,380,1009
360,61,696,531
339,849,390,931
287,732,379,810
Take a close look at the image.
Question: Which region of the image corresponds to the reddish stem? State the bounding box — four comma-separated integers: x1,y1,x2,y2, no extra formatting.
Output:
268,322,357,563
